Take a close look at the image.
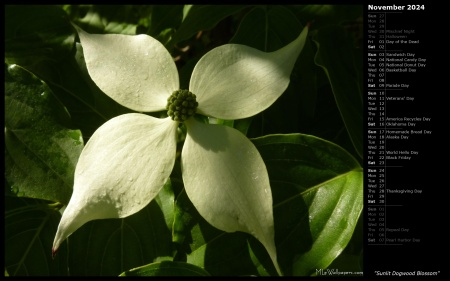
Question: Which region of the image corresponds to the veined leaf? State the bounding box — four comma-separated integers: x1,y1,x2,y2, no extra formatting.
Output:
173,133,362,276
4,197,68,276
64,180,175,276
253,134,363,276
5,64,83,204
171,5,248,46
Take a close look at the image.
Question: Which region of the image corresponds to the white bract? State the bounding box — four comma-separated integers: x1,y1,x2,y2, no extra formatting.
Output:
53,24,308,275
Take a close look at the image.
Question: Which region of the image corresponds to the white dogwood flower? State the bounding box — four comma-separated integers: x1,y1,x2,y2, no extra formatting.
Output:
53,24,308,275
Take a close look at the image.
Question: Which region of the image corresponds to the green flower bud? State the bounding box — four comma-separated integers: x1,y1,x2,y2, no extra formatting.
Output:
166,89,198,122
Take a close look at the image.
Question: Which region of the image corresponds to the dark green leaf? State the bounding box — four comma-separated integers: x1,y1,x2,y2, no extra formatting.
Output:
5,5,75,67
313,25,363,158
148,5,184,37
173,190,275,276
230,6,302,52
4,5,116,140
290,5,363,29
252,134,363,275
173,133,362,276
171,5,248,46
65,180,175,276
5,64,83,204
4,197,68,276
120,260,210,276
65,5,139,35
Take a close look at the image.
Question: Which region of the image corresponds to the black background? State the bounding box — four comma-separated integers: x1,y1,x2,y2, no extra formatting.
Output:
364,2,442,278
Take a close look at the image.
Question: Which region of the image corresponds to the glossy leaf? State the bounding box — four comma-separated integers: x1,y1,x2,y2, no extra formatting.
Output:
291,170,363,275
5,64,83,204
253,134,363,276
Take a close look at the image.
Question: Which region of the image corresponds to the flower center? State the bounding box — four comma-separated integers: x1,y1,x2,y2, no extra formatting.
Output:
166,89,198,122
